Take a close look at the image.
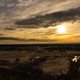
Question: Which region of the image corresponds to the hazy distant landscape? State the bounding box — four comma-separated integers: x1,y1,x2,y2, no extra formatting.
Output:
0,44,80,80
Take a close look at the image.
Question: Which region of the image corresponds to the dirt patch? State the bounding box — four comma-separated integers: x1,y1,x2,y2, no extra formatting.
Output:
37,57,69,75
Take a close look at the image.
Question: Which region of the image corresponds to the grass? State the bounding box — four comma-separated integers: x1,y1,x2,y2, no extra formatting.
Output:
0,62,57,80
0,59,80,80
16,52,25,58
0,52,80,80
58,58,80,80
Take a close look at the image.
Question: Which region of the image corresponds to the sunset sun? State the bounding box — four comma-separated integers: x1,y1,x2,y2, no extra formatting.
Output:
57,25,65,33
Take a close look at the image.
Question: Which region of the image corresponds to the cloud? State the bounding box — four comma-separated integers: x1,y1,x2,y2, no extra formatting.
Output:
15,7,80,28
45,32,55,35
0,37,27,41
55,34,69,36
0,37,57,42
71,36,80,38
0,0,19,13
0,34,3,35
0,0,80,29
26,39,57,42
4,28,15,30
45,29,57,35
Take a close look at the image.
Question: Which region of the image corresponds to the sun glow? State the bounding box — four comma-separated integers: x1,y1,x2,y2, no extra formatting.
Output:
57,25,65,33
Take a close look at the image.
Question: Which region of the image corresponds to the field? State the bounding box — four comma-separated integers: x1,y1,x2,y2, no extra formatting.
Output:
0,44,80,80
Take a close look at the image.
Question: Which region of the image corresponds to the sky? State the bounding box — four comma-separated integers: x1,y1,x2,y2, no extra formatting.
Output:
0,0,80,44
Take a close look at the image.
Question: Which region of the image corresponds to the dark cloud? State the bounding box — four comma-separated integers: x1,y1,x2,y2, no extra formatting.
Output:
4,28,15,30
45,32,55,35
0,37,27,41
0,37,57,42
15,7,80,28
78,21,80,23
16,25,38,28
26,39,57,42
71,36,80,38
55,34,68,36
42,37,48,38
45,29,57,35
0,34,3,35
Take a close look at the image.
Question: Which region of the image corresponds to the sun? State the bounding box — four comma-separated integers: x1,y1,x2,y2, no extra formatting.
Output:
57,25,65,33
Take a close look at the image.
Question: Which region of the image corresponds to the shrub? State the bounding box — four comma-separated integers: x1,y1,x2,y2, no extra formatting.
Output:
58,58,79,80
